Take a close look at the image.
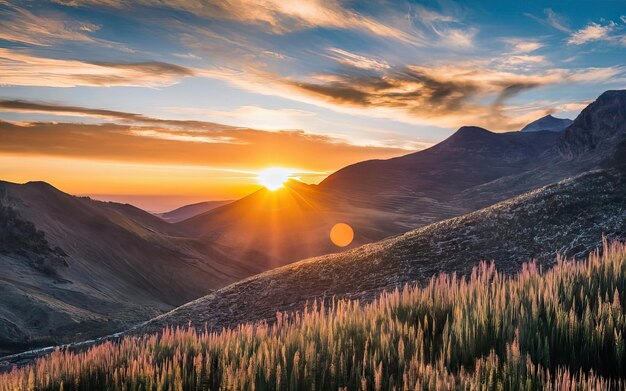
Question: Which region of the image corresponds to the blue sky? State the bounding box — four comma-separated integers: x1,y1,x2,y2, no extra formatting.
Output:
1,0,625,208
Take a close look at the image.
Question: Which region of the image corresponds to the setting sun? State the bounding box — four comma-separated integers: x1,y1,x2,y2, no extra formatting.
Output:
257,168,294,191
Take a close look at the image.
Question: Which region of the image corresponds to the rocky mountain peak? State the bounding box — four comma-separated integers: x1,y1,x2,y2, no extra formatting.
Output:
559,89,626,159
521,114,572,132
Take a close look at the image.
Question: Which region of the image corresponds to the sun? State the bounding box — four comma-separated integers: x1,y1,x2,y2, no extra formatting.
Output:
257,167,294,191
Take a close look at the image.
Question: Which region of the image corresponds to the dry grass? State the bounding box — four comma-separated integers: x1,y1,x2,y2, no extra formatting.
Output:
2,240,626,390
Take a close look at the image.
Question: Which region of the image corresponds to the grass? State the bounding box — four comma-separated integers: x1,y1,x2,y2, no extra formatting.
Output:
2,240,625,390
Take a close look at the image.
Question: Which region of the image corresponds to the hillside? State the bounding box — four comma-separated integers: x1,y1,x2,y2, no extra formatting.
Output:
156,200,232,223
0,182,263,354
3,241,626,389
136,169,626,334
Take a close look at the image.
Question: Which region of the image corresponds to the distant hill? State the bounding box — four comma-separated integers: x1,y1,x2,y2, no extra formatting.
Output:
0,182,263,355
135,169,626,335
520,114,572,132
156,200,232,223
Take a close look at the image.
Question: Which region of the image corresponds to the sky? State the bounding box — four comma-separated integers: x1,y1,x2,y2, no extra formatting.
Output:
1,0,625,211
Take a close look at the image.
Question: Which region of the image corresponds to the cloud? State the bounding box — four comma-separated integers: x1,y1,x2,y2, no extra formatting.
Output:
503,39,544,53
261,62,624,130
501,55,547,67
0,118,406,171
568,22,615,45
55,0,418,44
525,8,571,33
434,27,477,49
165,105,317,131
0,2,132,51
410,4,476,49
325,48,390,70
0,48,194,87
0,2,96,46
0,99,233,130
544,9,572,33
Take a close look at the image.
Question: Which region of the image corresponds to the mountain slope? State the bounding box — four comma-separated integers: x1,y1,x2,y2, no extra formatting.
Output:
136,169,626,335
559,90,626,161
520,114,572,132
156,200,232,223
0,181,263,354
176,92,626,270
178,127,564,267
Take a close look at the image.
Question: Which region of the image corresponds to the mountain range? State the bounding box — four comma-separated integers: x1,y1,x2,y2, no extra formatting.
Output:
1,89,626,356
133,168,626,336
173,91,623,269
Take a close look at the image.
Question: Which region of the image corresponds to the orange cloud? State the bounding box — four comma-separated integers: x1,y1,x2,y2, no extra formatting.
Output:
55,0,420,44
0,3,97,46
0,49,193,87
0,119,406,171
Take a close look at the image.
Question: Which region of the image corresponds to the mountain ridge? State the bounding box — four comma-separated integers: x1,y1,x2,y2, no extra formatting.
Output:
133,168,626,336
520,114,572,132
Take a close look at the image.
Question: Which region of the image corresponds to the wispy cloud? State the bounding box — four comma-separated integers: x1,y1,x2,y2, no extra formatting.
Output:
325,48,390,71
257,62,623,130
0,2,97,46
165,105,317,131
544,8,572,32
55,0,419,44
0,99,232,130
0,49,193,87
568,22,616,45
503,39,544,53
410,4,476,49
0,117,405,171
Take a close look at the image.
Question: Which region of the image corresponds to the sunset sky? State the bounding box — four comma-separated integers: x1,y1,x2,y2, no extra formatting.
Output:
2,0,625,210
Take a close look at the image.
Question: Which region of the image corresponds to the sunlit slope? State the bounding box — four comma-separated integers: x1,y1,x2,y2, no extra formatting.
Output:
4,241,626,389
138,168,626,335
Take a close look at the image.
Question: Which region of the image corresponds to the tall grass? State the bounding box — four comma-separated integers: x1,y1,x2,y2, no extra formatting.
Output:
2,240,625,390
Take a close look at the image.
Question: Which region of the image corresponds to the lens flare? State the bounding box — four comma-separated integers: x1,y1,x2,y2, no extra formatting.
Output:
330,223,354,247
257,168,293,191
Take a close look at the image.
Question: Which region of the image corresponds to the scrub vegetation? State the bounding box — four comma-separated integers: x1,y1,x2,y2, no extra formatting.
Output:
2,241,626,390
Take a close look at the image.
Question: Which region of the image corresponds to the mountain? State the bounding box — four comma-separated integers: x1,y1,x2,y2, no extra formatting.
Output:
559,90,626,162
4,90,626,355
0,182,263,355
177,127,566,268
135,169,626,335
175,91,626,270
520,114,572,132
156,200,232,223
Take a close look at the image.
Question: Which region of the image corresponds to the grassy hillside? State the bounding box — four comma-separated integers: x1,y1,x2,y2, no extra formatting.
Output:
2,241,626,390
132,169,626,337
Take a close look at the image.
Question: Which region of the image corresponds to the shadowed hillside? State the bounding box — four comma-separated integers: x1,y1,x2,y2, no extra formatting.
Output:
156,200,232,223
0,182,263,355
